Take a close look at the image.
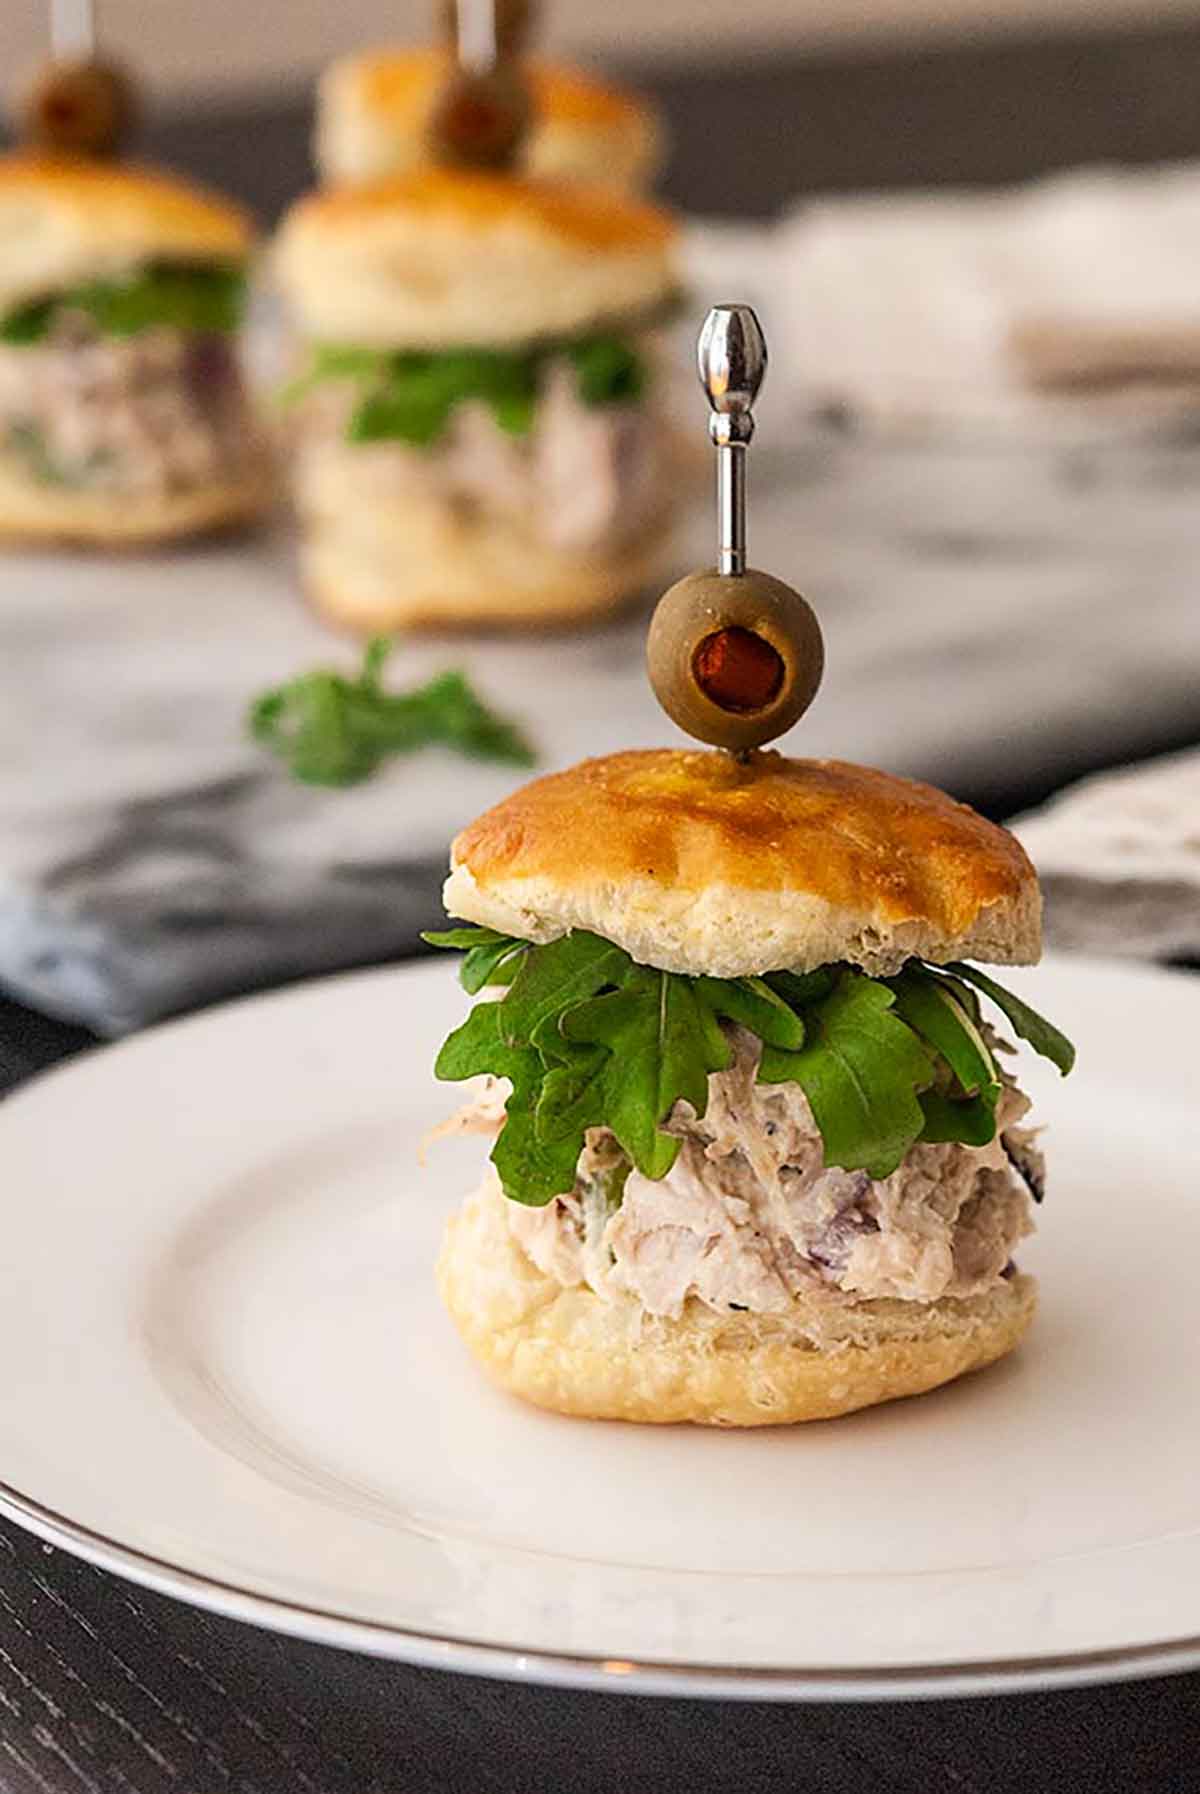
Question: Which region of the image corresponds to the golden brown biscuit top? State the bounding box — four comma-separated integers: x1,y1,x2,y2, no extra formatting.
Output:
0,154,253,258
357,48,649,130
285,166,675,253
453,748,1037,938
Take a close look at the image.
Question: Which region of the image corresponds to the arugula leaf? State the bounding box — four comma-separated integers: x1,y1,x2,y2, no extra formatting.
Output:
562,969,732,1179
277,345,392,408
694,975,805,1050
566,334,645,406
536,1042,609,1147
944,963,1076,1075
763,967,838,1010
919,1089,1000,1147
348,372,460,447
434,931,632,1204
887,968,997,1096
280,330,648,448
421,927,530,993
758,971,934,1180
888,967,997,1090
886,965,1002,1150
434,1001,579,1205
0,264,245,344
0,302,55,346
250,640,535,785
499,932,630,1049
427,931,1075,1205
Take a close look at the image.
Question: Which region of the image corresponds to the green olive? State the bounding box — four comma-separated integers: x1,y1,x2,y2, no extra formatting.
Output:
646,568,825,752
425,64,532,170
17,57,137,158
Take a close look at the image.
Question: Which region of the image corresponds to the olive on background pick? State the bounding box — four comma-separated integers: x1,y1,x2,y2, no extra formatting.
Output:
646,568,825,754
16,57,137,158
426,64,531,169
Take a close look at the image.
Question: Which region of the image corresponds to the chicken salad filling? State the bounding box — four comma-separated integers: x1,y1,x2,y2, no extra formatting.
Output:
448,1026,1041,1317
285,326,671,554
0,315,257,495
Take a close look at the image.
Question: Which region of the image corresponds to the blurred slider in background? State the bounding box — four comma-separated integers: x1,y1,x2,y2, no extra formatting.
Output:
0,44,269,547
272,173,683,631
316,3,665,193
271,0,686,634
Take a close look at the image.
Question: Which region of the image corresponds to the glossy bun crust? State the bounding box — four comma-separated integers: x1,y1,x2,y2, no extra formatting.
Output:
438,1178,1037,1426
273,169,677,349
444,747,1042,977
0,154,252,318
316,48,664,192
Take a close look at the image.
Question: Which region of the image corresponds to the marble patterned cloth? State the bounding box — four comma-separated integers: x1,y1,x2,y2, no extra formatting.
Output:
5,410,1200,1033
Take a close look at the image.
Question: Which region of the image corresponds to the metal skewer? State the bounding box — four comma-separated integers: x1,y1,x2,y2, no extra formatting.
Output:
456,0,498,75
646,303,823,753
697,304,767,579
50,0,96,60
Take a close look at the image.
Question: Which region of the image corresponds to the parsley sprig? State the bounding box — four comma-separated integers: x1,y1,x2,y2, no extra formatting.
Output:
279,331,646,448
425,928,1074,1204
250,639,535,785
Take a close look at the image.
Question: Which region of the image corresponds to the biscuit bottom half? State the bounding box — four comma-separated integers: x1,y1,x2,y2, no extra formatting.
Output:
437,1178,1037,1428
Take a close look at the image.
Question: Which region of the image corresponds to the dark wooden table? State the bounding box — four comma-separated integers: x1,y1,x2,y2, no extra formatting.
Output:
1,991,1198,1793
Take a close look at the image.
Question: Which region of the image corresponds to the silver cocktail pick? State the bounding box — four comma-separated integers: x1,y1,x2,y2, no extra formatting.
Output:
697,303,767,579
646,304,824,754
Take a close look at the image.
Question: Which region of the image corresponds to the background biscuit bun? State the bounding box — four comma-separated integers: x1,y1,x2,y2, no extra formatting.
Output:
315,48,665,194
0,458,271,548
444,747,1043,976
439,1175,1038,1426
0,154,253,319
273,168,678,350
302,507,677,632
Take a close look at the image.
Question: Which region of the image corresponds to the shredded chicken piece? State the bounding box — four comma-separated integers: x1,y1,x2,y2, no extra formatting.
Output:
461,1026,1041,1319
420,1076,507,1161
0,315,257,494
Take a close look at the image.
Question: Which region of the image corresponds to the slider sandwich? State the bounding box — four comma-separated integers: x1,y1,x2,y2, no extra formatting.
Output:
0,155,267,545
427,751,1072,1425
273,170,682,630
425,305,1074,1426
316,48,664,195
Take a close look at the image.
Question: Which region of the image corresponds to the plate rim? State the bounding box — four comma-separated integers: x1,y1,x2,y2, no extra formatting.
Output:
3,952,1199,1702
3,1474,1199,1701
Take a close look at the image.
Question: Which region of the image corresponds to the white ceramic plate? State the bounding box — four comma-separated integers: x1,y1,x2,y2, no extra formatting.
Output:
0,954,1197,1701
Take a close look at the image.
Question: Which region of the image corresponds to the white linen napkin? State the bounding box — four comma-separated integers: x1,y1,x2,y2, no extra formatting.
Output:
772,163,1200,429
1014,749,1200,960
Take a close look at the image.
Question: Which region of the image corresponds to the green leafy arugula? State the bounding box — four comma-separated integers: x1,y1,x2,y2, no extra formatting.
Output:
886,965,1002,1148
249,638,535,786
422,926,531,994
426,929,1075,1205
279,331,647,448
944,962,1076,1075
0,264,246,345
757,973,935,1181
